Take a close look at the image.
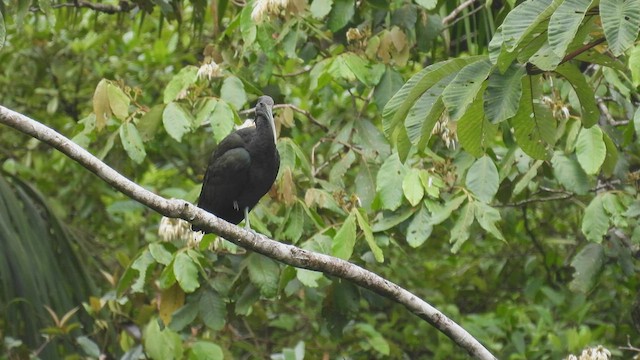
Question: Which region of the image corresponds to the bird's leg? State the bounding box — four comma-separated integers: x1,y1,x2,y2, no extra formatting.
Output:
233,201,239,211
244,207,251,230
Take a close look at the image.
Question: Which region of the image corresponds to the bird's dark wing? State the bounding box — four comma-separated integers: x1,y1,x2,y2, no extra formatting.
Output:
196,132,252,228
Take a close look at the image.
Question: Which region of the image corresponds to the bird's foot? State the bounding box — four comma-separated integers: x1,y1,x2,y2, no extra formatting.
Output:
244,207,251,230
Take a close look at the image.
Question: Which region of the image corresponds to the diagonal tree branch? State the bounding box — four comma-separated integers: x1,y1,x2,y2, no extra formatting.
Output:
0,105,496,360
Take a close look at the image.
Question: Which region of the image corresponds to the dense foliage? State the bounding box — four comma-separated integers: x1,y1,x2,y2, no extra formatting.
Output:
1,0,640,358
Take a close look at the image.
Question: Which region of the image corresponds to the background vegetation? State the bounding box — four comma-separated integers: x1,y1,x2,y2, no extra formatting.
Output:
1,0,639,358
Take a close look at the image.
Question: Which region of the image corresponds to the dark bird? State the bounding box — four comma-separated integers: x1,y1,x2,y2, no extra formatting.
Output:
193,96,280,232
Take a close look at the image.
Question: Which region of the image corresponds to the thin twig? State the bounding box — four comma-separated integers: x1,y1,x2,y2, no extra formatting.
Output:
442,0,478,25
273,66,313,78
528,38,606,75
0,104,497,360
498,193,574,207
31,0,134,14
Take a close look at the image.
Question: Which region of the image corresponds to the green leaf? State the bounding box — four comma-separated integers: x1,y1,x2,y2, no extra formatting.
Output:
332,211,357,260
428,195,467,225
406,205,432,247
174,252,200,293
355,323,390,355
402,168,424,207
502,0,561,51
576,125,606,175
511,75,555,160
548,0,594,57
484,64,526,123
76,336,100,358
415,0,436,10
374,67,405,110
310,0,333,18
221,76,247,109
168,302,198,332
376,153,407,210
163,102,193,142
581,195,610,242
382,56,484,137
634,105,640,140
93,79,111,130
138,104,165,142
513,160,544,196
458,84,497,157
474,202,505,241
328,0,355,31
405,73,453,145
163,66,198,104
144,320,183,360
149,243,173,266
569,243,605,293
371,208,414,232
210,99,236,143
555,63,600,127
354,208,384,262
551,152,591,195
107,83,130,121
0,11,5,51
601,132,619,177
442,59,493,121
130,250,155,293
247,253,280,298
342,53,384,86
297,268,324,287
240,5,257,46
600,0,640,56
450,202,475,253
199,288,226,331
630,44,640,87
466,156,499,203
119,123,146,164
188,341,224,360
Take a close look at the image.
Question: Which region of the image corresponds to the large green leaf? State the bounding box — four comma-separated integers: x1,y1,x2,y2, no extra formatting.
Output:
569,243,605,293
376,153,407,210
163,102,194,142
163,66,198,104
188,341,224,360
601,131,620,176
548,0,594,57
600,0,640,56
484,64,526,124
332,211,357,260
382,56,484,137
450,202,475,253
502,0,562,51
404,73,453,144
510,76,556,160
327,0,355,31
551,152,591,195
402,168,424,207
198,288,226,331
474,202,505,241
119,122,147,164
442,59,493,121
581,195,610,242
374,67,405,110
310,0,333,19
220,76,247,109
576,125,606,175
458,84,497,157
354,209,384,262
465,156,499,203
247,253,280,298
144,319,183,360
555,63,600,127
406,205,432,247
107,83,130,121
174,252,200,293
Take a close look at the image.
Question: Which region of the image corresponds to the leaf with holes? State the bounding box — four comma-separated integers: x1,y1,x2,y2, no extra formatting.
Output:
600,0,640,56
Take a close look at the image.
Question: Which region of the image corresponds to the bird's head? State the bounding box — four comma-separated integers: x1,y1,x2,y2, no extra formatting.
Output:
255,95,277,144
